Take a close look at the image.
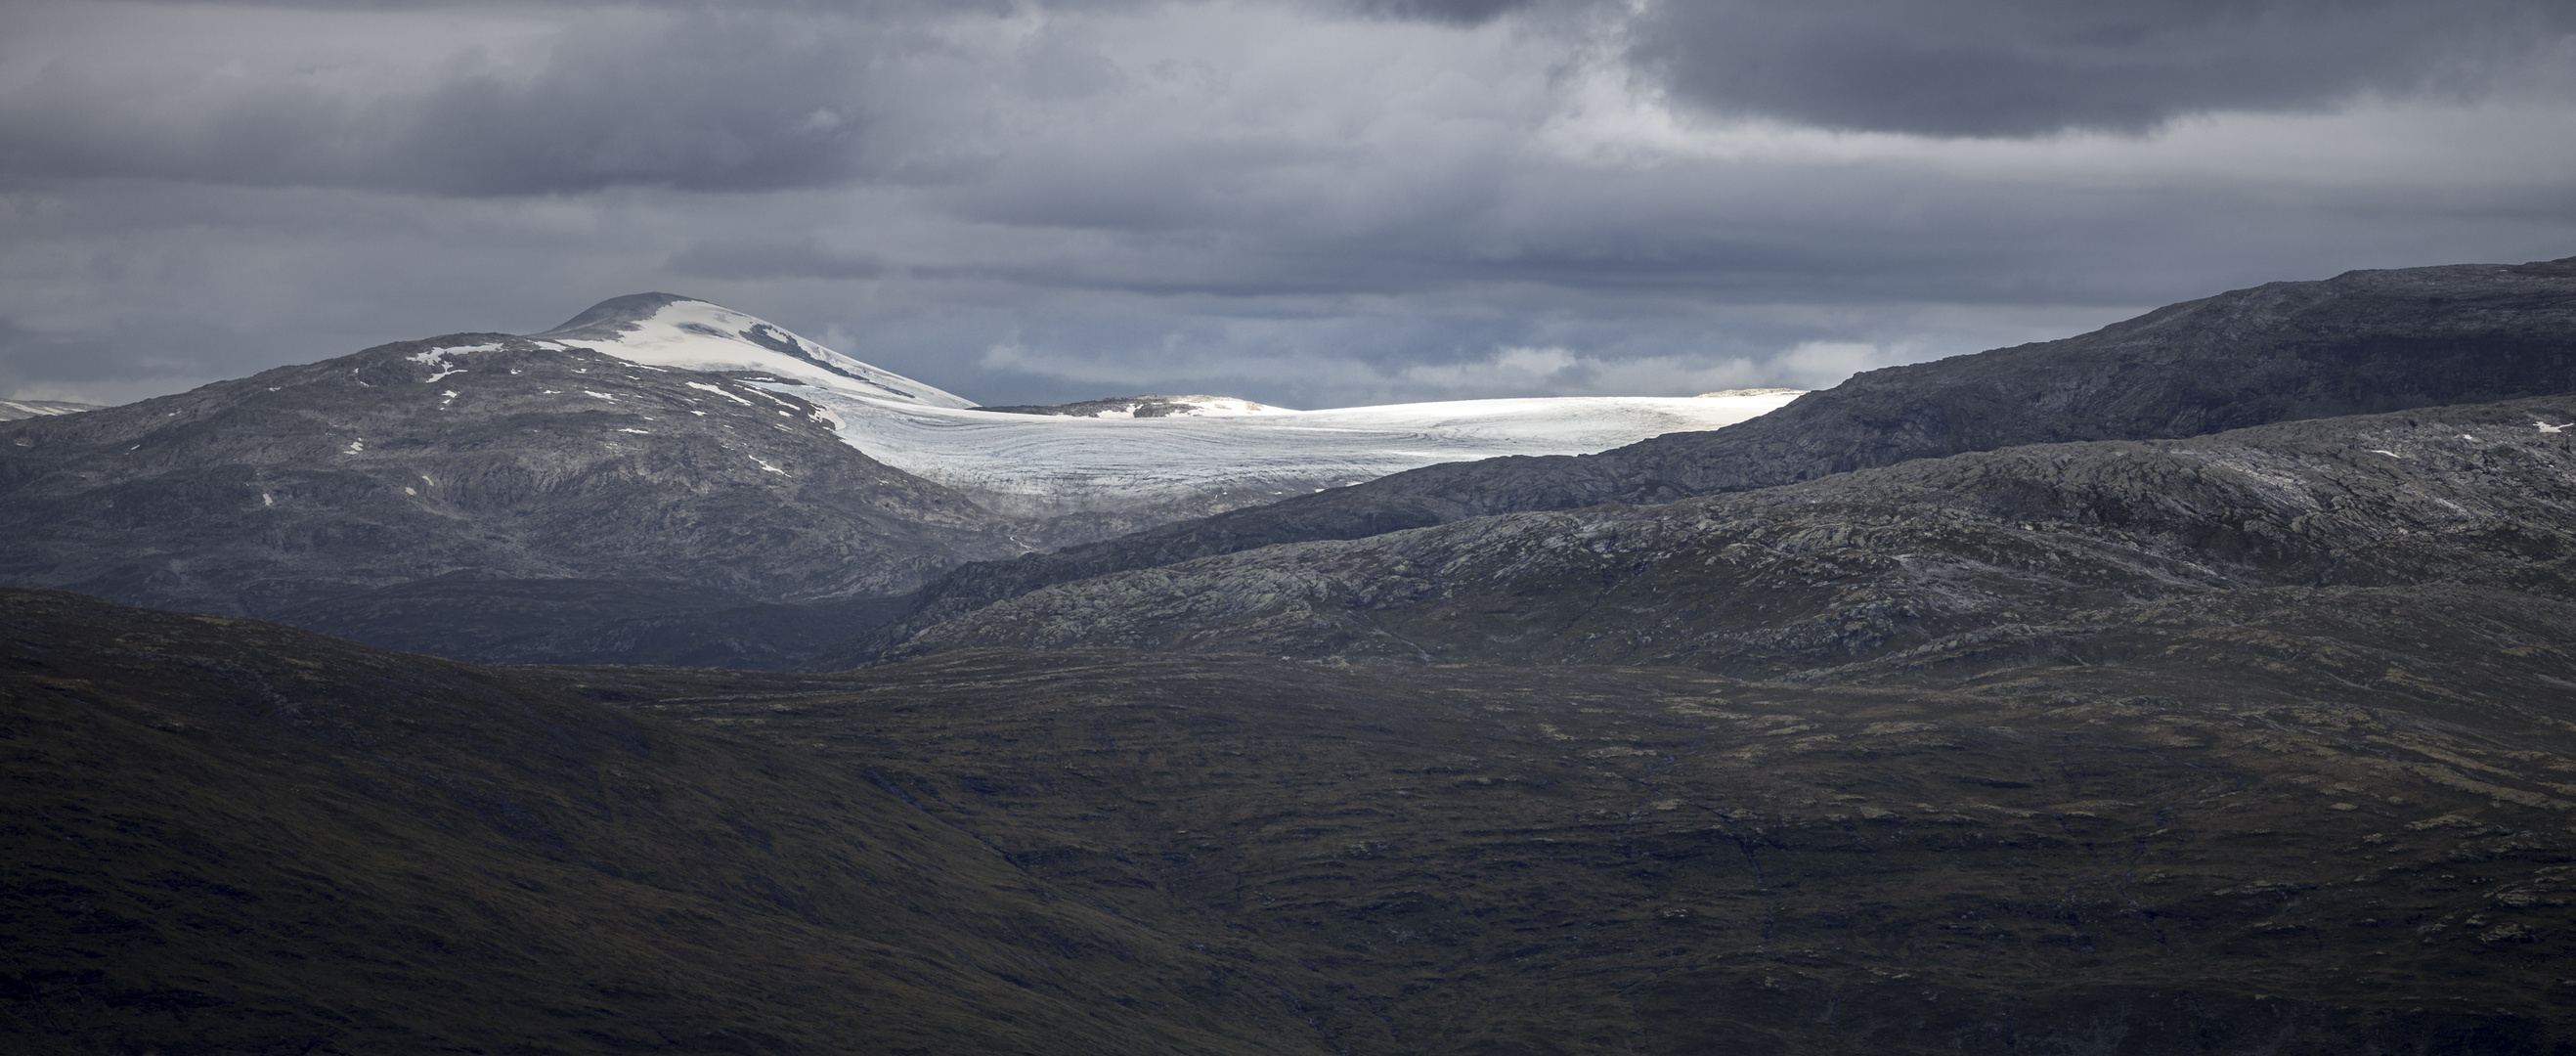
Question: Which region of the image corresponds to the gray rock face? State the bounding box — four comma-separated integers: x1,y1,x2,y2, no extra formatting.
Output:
0,333,1024,625
826,255,2576,666
876,394,2576,679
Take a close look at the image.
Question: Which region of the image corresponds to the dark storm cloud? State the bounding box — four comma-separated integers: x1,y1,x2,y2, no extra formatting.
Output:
0,10,880,195
1625,0,2572,136
1347,0,1543,25
0,320,121,386
669,239,887,281
0,0,2570,411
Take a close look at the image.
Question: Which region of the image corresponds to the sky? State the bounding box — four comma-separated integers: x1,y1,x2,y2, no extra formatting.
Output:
2,0,2572,411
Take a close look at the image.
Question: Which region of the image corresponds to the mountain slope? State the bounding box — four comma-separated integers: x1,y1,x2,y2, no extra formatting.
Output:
528,291,978,409
0,332,1021,620
872,395,2576,679
0,590,1307,1056
0,294,1798,667
828,255,2576,665
10,588,2573,1053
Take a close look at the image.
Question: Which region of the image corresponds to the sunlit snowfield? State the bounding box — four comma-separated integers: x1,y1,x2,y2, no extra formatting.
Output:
789,391,1798,515
547,296,1800,516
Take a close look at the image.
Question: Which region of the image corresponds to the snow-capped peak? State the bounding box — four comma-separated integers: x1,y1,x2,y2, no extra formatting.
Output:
528,293,974,410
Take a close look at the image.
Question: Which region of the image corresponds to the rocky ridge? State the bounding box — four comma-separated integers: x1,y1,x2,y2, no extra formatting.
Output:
831,256,2576,666
875,395,2576,680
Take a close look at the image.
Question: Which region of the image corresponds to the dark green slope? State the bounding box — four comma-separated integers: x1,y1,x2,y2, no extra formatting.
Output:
826,255,2576,667
10,590,2576,1053
0,590,1308,1056
577,651,2576,1055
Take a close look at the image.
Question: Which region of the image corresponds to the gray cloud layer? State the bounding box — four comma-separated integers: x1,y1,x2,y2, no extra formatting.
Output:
0,0,2570,410
1630,0,2570,136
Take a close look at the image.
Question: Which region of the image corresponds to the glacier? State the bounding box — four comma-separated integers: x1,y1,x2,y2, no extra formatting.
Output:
533,295,1802,521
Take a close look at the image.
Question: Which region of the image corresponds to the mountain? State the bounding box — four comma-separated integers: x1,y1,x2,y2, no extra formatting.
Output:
526,291,979,409
870,394,2576,678
10,588,2572,1054
527,293,1800,529
14,255,2576,1053
0,327,1024,665
0,296,1798,667
829,255,2576,666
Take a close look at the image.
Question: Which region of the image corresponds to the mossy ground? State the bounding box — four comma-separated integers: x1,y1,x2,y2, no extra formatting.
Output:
6,589,2571,1053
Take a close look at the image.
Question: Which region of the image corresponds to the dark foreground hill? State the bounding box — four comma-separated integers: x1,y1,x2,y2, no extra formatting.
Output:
8,589,2574,1054
832,255,2576,666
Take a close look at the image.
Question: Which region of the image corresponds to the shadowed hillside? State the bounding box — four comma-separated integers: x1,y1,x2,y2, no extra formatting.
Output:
832,256,2576,667
8,589,2572,1053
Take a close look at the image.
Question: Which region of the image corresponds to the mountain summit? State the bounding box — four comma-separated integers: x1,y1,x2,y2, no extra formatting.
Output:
529,293,977,409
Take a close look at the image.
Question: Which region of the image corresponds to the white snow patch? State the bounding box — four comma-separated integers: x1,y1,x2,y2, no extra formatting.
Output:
261,493,274,506
344,439,364,455
750,456,787,474
410,344,496,383
583,390,616,402
0,400,89,418
618,428,650,434
2366,449,2403,458
408,343,499,365
537,297,975,410
685,381,755,406
2538,421,2571,433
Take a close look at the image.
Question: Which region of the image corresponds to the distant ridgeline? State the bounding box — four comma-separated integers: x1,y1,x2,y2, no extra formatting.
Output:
827,255,2576,666
0,296,1787,667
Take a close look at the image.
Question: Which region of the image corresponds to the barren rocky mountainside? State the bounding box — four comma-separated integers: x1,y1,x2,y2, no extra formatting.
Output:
841,256,2576,665
870,395,2576,679
0,333,1022,666
0,295,1791,669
